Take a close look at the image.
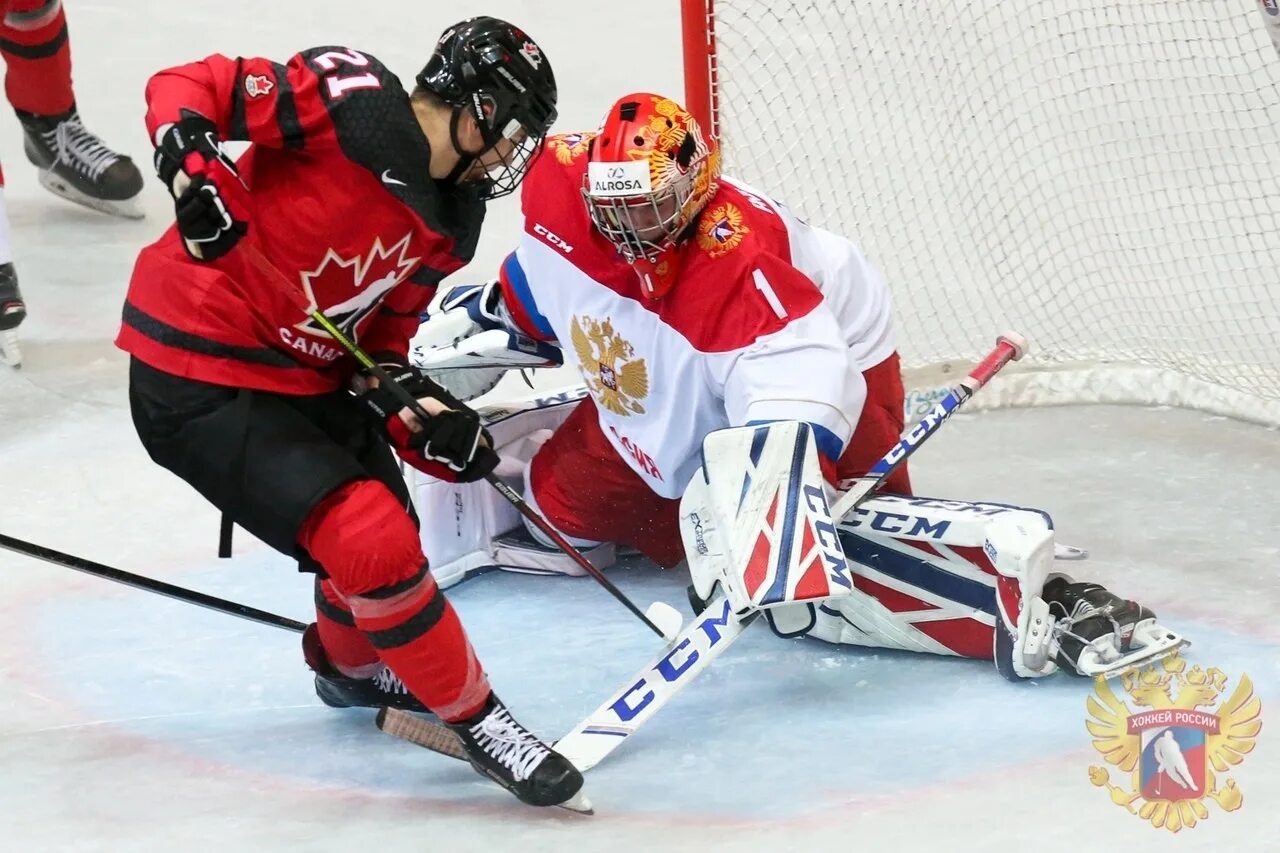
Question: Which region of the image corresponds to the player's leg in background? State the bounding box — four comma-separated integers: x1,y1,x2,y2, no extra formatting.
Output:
835,350,912,495
525,396,685,569
0,0,143,217
0,160,23,339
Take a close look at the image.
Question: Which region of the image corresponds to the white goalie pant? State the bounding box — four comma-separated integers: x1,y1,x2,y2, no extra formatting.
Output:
406,388,607,588
407,388,1059,678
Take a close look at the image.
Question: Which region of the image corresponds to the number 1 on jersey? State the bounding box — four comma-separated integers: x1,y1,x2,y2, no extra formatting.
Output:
752,269,788,320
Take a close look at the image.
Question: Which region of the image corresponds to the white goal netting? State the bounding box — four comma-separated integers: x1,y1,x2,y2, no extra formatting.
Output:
696,1,1280,424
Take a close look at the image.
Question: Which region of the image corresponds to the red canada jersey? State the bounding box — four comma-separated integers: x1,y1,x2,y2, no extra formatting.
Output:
117,47,486,394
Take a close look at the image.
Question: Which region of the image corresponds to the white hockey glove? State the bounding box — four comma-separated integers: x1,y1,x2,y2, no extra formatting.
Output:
409,281,562,401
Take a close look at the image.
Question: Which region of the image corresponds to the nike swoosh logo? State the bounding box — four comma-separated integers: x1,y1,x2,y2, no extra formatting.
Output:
381,169,407,187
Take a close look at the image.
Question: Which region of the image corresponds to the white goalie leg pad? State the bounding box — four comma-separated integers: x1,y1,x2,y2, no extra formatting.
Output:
786,494,1060,678
408,387,615,587
679,422,854,615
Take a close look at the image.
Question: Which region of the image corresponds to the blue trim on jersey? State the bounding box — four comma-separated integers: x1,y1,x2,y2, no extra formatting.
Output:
747,420,843,462
502,253,555,340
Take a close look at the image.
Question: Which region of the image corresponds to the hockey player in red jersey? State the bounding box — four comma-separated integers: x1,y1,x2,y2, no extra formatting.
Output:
412,93,1185,682
116,18,584,808
0,0,145,365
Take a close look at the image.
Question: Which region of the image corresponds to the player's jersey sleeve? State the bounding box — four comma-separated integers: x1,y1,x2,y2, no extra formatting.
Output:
144,46,397,150
497,242,558,342
714,253,865,469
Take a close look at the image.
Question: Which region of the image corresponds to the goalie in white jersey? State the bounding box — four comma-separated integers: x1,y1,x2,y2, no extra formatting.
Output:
412,93,1185,681
489,93,910,567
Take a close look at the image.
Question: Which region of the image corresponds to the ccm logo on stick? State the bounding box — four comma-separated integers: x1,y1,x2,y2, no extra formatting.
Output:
609,599,736,722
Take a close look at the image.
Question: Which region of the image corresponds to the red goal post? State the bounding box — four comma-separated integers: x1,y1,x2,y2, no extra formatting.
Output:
681,0,1280,426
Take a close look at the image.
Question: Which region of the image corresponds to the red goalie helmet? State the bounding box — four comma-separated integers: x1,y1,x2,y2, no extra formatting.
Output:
582,93,721,298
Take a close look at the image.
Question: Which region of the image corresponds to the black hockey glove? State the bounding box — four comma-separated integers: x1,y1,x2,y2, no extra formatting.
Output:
358,365,500,483
153,110,249,262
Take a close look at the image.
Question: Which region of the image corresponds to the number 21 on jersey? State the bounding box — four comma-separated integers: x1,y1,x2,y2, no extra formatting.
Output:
310,49,381,99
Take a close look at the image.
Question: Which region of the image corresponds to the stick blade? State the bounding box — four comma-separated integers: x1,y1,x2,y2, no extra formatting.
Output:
376,708,594,815
644,601,684,643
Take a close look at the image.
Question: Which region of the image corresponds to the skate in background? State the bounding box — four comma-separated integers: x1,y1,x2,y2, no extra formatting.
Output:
0,0,145,367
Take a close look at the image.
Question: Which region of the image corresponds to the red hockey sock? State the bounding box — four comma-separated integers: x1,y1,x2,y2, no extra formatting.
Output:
0,0,74,116
299,479,491,721
313,578,381,678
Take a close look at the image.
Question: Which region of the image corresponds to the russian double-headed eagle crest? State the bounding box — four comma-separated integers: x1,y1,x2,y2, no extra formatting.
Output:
696,202,748,258
570,314,648,416
549,131,595,165
1086,652,1261,832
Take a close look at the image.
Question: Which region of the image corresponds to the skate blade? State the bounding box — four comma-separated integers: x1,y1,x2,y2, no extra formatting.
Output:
37,170,145,220
559,790,594,814
1078,630,1190,680
1054,543,1088,561
1,330,21,368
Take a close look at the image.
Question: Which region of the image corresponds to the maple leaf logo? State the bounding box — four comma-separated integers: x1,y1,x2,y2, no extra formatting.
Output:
293,234,421,341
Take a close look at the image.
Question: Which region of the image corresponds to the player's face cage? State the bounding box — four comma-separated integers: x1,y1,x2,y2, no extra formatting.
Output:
469,105,549,200
419,17,558,200
583,167,700,263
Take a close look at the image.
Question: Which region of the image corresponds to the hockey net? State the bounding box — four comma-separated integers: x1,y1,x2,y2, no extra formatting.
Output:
682,1,1280,425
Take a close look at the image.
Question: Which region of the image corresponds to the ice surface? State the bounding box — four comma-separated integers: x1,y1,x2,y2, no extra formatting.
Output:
1,2,1277,852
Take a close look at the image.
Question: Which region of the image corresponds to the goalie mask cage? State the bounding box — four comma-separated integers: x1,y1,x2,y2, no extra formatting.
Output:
682,0,1280,426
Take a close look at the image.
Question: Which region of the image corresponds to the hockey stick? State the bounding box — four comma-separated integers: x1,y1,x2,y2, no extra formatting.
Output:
0,533,308,634
240,244,680,642
0,534,597,810
372,708,594,814
829,332,1027,522
541,332,1031,771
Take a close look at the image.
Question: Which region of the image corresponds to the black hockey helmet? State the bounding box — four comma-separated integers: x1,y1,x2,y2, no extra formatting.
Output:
417,17,558,199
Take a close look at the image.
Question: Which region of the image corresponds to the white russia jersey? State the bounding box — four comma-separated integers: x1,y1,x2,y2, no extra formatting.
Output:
497,135,896,499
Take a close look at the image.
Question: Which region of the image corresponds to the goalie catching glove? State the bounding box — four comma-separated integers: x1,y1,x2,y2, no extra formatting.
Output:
357,365,499,482
409,279,562,401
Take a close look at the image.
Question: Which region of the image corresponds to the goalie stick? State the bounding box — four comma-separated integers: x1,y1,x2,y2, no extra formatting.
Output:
381,333,1030,773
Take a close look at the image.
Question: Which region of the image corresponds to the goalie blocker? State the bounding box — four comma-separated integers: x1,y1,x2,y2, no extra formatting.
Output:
409,390,1186,680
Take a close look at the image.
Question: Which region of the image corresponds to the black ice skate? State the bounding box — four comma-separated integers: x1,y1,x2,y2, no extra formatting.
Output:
18,107,144,219
0,262,24,368
447,693,586,809
301,623,429,713
1044,576,1188,678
